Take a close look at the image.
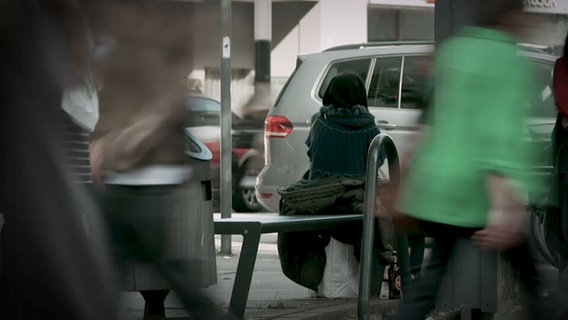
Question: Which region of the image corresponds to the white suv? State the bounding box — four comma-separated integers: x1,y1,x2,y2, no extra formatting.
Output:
256,42,557,212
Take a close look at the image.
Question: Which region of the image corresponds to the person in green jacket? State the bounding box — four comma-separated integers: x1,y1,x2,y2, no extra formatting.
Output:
389,1,543,319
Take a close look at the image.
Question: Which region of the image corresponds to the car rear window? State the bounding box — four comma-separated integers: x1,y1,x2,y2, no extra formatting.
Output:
317,58,372,99
274,58,302,108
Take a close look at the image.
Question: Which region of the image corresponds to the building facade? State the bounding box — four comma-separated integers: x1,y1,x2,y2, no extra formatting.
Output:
184,0,436,116
187,0,565,115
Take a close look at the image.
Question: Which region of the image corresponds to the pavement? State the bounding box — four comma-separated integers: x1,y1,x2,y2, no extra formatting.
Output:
119,228,399,320
118,214,561,320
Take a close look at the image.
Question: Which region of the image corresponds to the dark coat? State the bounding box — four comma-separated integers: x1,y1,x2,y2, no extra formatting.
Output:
306,105,383,180
277,72,393,292
546,113,568,256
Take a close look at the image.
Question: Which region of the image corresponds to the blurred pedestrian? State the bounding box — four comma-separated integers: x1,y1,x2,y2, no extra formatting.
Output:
550,32,568,162
547,30,568,320
0,0,120,319
388,1,544,319
402,54,434,280
89,2,229,319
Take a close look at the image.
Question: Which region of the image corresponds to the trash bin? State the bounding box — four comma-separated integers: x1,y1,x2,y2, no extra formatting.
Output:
436,238,498,317
123,131,217,290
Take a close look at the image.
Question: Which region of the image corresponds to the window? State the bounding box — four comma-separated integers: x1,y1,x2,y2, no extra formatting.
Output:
401,56,432,109
368,57,402,108
526,61,556,119
318,59,371,99
367,9,397,41
368,8,434,42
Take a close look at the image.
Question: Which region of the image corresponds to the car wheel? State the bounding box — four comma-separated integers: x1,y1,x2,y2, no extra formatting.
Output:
232,165,263,213
233,186,262,212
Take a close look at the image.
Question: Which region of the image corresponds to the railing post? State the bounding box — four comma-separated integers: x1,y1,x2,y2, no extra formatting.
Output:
358,133,407,320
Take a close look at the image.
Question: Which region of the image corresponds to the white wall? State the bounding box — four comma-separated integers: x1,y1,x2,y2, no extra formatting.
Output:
271,0,368,78
188,0,370,107
319,0,367,50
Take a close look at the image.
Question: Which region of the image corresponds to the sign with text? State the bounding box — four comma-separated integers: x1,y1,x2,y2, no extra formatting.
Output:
524,0,568,14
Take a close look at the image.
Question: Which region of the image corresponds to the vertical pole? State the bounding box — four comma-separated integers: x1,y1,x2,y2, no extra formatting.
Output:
358,137,379,320
254,0,271,84
220,0,232,255
358,134,401,320
242,0,272,119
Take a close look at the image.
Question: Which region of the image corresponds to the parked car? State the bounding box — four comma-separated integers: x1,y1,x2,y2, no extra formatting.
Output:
256,41,558,213
185,94,265,212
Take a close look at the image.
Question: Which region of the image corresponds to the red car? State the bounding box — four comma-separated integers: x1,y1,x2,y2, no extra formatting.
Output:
185,94,264,212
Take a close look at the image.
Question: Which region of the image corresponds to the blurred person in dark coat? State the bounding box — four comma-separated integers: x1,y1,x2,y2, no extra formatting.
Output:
548,30,568,320
387,1,544,319
89,1,229,319
0,0,120,319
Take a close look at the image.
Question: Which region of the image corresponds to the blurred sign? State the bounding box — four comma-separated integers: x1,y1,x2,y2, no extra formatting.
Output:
524,0,568,14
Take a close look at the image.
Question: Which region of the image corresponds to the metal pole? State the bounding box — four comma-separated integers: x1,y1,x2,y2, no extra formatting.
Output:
358,134,403,320
220,0,232,255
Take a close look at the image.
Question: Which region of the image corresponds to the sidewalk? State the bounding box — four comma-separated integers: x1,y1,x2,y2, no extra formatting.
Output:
119,231,400,320
118,216,560,320
208,234,397,320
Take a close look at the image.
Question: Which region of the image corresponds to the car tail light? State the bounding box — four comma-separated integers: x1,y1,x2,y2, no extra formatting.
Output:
265,116,293,138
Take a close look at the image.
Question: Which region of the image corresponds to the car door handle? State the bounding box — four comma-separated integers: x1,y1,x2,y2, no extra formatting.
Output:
376,120,397,130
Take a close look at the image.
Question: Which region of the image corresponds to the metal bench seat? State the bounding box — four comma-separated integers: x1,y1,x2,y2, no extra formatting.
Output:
214,213,364,319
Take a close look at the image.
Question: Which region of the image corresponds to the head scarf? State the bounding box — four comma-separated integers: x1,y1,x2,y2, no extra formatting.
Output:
322,72,368,109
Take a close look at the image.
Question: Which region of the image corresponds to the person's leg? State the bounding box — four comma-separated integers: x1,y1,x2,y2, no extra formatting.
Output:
102,185,171,319
141,289,169,320
501,239,543,320
558,257,568,319
389,222,458,320
154,257,229,320
408,234,426,278
124,185,229,320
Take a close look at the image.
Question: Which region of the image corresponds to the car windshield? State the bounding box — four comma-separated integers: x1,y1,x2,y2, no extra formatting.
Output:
185,96,222,126
185,96,240,127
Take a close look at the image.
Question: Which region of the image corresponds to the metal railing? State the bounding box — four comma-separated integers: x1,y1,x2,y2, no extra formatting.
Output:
358,133,409,320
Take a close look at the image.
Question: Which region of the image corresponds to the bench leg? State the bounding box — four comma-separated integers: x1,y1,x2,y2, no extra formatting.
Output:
229,227,262,320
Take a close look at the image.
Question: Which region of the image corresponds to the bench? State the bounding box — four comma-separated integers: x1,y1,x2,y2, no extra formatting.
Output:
213,213,366,320
214,134,407,320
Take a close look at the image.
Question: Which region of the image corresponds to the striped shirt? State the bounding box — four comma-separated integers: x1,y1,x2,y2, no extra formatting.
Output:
57,109,93,184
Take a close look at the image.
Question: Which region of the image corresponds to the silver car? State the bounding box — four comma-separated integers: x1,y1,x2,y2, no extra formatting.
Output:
256,42,557,212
